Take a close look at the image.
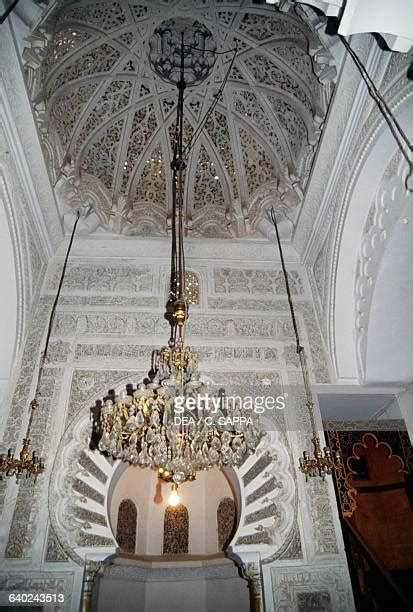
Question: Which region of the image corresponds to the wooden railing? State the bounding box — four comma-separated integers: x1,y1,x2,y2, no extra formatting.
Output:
340,517,412,612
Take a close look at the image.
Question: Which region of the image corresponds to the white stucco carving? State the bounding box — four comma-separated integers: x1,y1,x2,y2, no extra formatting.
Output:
0,245,352,610
355,159,413,383
22,0,336,239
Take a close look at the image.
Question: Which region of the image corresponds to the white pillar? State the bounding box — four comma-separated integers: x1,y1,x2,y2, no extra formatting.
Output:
230,551,265,612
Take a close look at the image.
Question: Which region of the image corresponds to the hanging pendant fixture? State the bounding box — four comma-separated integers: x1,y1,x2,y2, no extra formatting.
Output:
269,208,341,480
97,35,260,499
0,399,45,481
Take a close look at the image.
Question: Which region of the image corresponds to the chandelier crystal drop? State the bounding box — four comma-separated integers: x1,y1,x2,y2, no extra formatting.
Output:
98,344,260,485
97,33,260,493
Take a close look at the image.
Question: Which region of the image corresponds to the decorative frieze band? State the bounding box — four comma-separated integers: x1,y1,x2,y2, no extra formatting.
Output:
52,311,296,341
46,263,153,294
73,343,281,366
213,268,304,296
208,298,330,383
57,295,159,308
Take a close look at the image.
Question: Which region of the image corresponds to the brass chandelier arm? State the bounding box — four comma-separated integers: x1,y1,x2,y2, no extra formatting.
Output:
269,207,341,480
0,211,80,482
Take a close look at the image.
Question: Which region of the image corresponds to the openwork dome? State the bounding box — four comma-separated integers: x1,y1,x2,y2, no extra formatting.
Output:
27,0,336,238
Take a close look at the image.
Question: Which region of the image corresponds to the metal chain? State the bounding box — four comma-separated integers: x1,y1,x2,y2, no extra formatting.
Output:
270,207,317,437
27,210,80,437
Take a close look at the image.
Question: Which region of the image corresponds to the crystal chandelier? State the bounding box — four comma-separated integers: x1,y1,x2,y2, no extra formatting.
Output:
269,208,341,480
97,36,260,499
0,212,80,481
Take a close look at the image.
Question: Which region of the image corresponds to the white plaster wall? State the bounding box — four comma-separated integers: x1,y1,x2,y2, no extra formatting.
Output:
366,208,413,384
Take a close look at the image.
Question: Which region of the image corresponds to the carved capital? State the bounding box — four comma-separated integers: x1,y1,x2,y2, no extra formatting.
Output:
240,561,265,611
81,561,102,612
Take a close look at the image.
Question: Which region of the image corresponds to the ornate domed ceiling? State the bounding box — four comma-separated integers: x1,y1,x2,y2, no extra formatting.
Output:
27,0,336,238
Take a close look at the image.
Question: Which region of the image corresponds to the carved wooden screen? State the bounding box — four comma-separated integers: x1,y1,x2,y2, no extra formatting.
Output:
163,504,189,554
116,499,137,553
217,497,236,550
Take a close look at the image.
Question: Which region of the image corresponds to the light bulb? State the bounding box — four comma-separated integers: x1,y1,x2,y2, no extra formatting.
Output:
168,484,180,507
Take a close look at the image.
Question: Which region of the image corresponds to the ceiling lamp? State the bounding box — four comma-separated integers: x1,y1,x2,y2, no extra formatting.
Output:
269,208,341,479
97,35,260,499
0,212,80,481
0,401,44,481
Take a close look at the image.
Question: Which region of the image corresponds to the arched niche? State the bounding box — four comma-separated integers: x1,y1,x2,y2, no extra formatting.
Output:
49,380,297,568
217,497,237,551
333,96,413,383
163,504,189,554
107,462,237,556
364,173,413,384
116,499,137,554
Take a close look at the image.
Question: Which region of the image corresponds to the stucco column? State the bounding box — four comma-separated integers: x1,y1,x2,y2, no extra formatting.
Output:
81,561,101,612
235,552,265,612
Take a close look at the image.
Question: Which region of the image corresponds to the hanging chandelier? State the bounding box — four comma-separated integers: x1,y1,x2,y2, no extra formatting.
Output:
97,35,260,501
0,212,80,481
0,399,44,481
269,208,341,480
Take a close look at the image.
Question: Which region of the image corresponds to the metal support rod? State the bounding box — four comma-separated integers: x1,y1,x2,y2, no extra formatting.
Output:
27,211,80,436
269,207,317,436
177,32,186,303
165,33,188,341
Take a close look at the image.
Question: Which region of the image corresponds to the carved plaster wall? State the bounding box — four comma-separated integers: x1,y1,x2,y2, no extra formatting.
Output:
0,18,62,254
0,239,353,610
354,158,413,382
271,564,354,612
300,32,412,384
0,15,64,422
332,66,413,384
